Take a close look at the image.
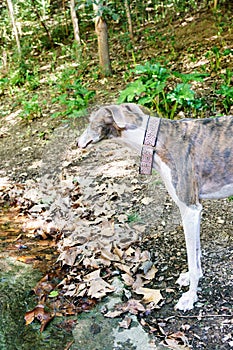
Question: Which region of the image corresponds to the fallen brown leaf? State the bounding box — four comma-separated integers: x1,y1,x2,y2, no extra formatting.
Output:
17,255,37,264
105,309,125,318
132,274,144,290
104,299,146,318
113,245,124,259
134,287,163,305
125,299,146,315
121,273,134,286
114,262,132,274
119,316,132,329
164,331,191,349
88,277,115,299
143,265,158,280
25,304,54,332
100,248,119,262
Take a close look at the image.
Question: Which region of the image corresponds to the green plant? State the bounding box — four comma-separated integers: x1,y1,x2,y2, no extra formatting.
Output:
19,94,42,121
118,62,170,110
51,78,95,119
0,78,9,95
216,85,233,113
220,69,233,86
166,83,195,119
173,72,209,84
118,62,207,118
205,47,233,72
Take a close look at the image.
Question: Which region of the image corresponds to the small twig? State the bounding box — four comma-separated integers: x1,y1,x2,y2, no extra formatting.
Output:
177,314,233,318
64,340,74,350
165,314,232,321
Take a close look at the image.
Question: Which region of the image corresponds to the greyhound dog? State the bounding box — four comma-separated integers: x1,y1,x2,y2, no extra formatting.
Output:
78,103,233,311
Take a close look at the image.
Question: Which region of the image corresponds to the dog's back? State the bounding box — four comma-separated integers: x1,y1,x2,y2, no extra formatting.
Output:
155,116,233,204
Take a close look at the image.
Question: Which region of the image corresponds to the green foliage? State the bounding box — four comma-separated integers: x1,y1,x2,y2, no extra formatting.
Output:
19,94,43,122
167,83,195,104
220,69,233,86
0,78,9,95
166,83,195,119
118,62,169,108
118,80,146,103
118,62,208,119
133,62,170,82
76,0,119,21
48,290,59,298
1,0,232,124
173,72,209,84
205,46,233,72
216,85,233,113
3,57,40,92
51,72,95,119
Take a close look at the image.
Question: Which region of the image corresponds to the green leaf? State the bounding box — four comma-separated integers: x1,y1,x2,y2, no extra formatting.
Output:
167,83,195,104
146,80,166,95
48,291,59,298
133,62,170,82
216,85,233,97
173,72,209,83
118,80,146,103
138,96,154,105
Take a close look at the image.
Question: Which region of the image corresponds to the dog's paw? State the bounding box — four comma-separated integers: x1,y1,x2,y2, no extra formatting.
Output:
176,272,190,287
174,291,198,311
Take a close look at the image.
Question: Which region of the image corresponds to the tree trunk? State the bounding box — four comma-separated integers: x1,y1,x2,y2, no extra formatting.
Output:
70,0,81,45
93,1,112,77
6,0,21,56
124,0,133,40
95,16,112,76
31,0,54,48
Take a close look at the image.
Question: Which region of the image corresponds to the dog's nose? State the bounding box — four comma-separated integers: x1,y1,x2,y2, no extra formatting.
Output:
77,129,89,148
77,138,86,148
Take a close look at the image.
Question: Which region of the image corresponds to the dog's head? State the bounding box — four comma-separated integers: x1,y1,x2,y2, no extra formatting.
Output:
78,103,147,148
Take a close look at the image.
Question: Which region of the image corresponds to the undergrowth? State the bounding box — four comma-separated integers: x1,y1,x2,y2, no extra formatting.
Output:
1,2,233,122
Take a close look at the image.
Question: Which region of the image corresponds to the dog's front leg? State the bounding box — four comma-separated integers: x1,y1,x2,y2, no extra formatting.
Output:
175,204,203,311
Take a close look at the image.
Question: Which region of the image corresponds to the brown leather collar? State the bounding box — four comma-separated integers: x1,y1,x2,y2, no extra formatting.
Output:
139,116,161,175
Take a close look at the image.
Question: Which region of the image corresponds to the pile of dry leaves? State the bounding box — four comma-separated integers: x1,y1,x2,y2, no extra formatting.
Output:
0,143,167,332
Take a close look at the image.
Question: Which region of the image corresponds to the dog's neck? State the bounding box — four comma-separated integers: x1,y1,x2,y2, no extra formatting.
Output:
120,115,165,175
120,114,151,152
121,127,146,152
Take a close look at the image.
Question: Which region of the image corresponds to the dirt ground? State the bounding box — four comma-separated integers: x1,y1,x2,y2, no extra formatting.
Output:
0,109,232,349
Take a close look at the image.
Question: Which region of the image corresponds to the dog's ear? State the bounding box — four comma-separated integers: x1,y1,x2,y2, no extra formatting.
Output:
106,105,126,129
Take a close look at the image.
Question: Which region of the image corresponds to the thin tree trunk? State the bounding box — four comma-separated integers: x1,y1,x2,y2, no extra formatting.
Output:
6,0,21,56
213,0,218,8
31,0,54,48
124,0,133,40
93,2,112,77
70,0,81,45
95,16,112,76
63,0,69,36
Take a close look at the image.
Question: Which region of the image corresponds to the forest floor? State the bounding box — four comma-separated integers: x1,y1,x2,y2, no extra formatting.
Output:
0,5,233,350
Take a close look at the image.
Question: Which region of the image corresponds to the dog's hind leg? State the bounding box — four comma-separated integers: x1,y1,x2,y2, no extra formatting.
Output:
175,203,203,311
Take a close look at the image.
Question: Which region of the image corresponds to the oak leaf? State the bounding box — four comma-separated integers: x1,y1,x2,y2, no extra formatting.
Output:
134,287,163,305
